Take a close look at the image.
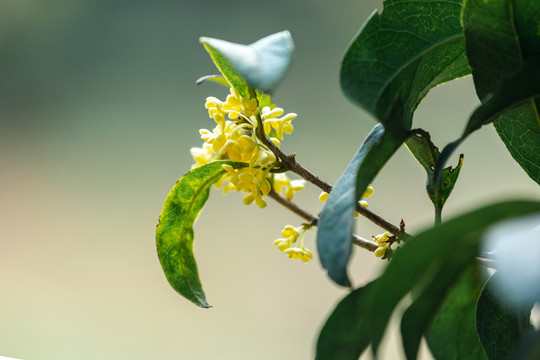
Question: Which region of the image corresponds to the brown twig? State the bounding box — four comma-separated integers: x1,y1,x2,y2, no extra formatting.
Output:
267,189,378,252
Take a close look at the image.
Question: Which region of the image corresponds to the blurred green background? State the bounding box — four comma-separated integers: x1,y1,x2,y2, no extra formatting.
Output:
1,1,539,359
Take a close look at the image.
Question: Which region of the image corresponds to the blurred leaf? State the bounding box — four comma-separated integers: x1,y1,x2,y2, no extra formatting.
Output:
512,330,540,360
406,129,464,212
156,161,245,308
463,0,540,184
369,200,540,354
315,281,377,360
424,265,487,360
476,272,533,360
401,262,481,360
200,31,293,96
195,74,230,88
317,101,408,287
340,0,470,129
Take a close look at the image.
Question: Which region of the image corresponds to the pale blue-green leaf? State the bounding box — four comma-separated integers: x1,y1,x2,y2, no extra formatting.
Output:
200,31,293,94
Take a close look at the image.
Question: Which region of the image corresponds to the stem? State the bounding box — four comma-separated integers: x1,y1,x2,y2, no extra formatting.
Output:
267,189,378,252
256,119,408,238
434,206,442,226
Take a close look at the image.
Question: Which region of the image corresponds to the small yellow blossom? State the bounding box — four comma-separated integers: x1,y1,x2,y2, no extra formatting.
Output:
374,243,389,258
273,173,305,201
363,184,374,199
190,142,215,168
372,231,392,258
261,106,296,140
193,87,302,209
273,224,312,263
319,191,329,202
284,246,313,262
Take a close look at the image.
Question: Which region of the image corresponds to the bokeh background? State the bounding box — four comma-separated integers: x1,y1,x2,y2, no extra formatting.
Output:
1,1,539,359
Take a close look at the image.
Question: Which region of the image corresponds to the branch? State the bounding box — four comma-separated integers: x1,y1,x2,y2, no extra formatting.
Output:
268,189,378,252
257,125,408,238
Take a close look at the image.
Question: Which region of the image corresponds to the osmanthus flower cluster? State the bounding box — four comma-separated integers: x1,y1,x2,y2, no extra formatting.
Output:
190,87,304,209
190,86,317,261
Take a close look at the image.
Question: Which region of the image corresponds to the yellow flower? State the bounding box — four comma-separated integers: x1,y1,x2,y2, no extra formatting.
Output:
319,191,329,202
261,106,296,140
273,173,305,201
190,142,215,168
363,184,374,199
284,246,313,262
374,243,389,258
222,88,259,119
222,165,272,208
273,224,312,263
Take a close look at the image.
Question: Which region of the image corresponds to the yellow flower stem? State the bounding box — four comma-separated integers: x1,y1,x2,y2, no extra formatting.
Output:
267,189,378,252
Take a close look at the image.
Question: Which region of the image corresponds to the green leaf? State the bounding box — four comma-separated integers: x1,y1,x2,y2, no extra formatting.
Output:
195,74,231,88
156,161,245,308
512,330,540,360
434,60,540,187
476,272,533,360
463,0,540,184
423,267,486,360
340,0,471,129
200,31,293,96
401,262,481,360
425,266,487,360
406,129,464,212
315,281,377,360
369,200,540,354
317,102,408,287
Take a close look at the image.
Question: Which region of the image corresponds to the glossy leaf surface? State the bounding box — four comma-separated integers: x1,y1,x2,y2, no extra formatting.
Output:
463,0,540,184
156,161,245,308
340,0,470,128
424,266,487,360
476,272,533,359
369,200,540,353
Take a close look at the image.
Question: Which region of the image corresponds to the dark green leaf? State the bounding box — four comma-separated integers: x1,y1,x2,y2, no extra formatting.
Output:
340,0,470,129
406,129,464,211
476,272,533,360
401,262,480,360
316,281,377,360
512,330,540,360
425,266,487,360
463,0,540,184
369,200,540,354
200,31,293,95
156,161,245,308
317,102,408,287
434,60,540,188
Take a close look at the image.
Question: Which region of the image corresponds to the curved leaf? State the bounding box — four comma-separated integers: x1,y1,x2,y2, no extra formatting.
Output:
200,31,293,95
340,0,471,129
401,263,482,360
424,266,487,360
476,272,534,360
156,161,245,308
315,281,377,360
406,129,464,214
463,0,540,184
369,200,540,354
317,105,408,286
512,330,540,360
